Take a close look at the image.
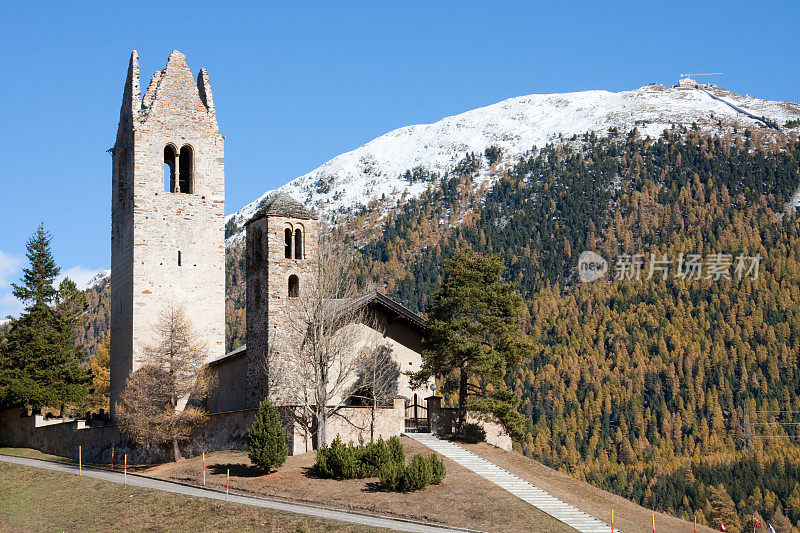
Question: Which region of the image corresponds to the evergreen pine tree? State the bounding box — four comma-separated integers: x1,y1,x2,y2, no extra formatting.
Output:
411,250,530,438
246,397,288,472
0,225,91,412
709,484,742,533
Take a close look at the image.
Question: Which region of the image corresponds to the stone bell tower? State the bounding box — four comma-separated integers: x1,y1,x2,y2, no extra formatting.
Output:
109,51,225,417
245,193,317,408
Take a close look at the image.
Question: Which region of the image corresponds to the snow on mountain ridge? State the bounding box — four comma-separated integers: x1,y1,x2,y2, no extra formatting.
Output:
227,84,800,237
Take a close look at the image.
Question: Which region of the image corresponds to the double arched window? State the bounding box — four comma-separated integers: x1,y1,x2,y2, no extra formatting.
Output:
284,226,304,259
284,228,292,258
295,229,303,259
163,144,193,193
164,145,176,192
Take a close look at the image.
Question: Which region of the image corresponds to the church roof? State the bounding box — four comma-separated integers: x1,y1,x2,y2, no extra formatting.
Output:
245,192,316,224
208,343,246,366
335,292,427,332
209,293,426,368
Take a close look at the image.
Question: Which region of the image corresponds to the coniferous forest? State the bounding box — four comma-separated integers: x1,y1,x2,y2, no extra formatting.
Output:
354,129,800,530
75,127,800,529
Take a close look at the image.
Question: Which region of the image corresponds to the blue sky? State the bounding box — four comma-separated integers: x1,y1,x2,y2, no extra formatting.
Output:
1,1,798,317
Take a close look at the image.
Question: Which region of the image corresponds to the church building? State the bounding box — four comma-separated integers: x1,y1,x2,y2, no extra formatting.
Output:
108,51,435,454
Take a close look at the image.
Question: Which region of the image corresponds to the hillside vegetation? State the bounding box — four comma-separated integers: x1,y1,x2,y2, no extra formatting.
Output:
355,128,800,531
75,125,800,529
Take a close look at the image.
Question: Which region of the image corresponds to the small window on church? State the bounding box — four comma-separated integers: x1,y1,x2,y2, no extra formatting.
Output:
178,251,182,266
285,228,292,259
295,229,303,260
288,275,299,297
179,145,193,194
164,145,176,192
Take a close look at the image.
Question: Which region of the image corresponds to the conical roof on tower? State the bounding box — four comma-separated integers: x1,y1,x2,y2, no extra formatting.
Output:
246,192,317,224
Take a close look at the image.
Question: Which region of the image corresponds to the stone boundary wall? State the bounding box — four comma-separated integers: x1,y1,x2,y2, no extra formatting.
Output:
286,398,406,455
425,396,513,451
0,407,256,464
0,400,408,463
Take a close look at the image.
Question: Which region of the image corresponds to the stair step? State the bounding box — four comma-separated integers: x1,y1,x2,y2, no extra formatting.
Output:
404,432,618,533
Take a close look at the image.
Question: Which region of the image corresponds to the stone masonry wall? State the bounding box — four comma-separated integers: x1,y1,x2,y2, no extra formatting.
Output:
246,214,318,408
284,398,406,455
426,396,513,451
0,407,257,465
111,51,225,416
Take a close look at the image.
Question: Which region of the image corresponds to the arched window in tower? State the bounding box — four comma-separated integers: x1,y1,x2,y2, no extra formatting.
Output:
284,228,292,259
288,275,299,297
295,229,303,259
179,145,193,193
163,145,176,192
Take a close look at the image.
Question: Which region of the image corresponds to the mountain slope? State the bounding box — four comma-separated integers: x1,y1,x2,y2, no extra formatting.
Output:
355,129,800,531
226,84,800,236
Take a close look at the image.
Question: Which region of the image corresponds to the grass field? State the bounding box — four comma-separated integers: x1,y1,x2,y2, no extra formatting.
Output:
0,462,385,533
0,447,72,462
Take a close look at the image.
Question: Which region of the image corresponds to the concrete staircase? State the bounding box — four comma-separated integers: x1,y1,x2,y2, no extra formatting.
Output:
405,433,615,533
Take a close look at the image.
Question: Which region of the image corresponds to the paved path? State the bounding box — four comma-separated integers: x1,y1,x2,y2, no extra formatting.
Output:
0,454,477,533
405,433,615,533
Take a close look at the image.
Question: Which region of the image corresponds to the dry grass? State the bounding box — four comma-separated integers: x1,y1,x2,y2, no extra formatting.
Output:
146,437,571,533
459,442,717,533
0,461,384,533
0,447,72,462
3,438,716,532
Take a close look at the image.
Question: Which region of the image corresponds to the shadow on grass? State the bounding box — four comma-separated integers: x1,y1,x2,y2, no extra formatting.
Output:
361,480,392,493
209,463,265,478
301,465,326,479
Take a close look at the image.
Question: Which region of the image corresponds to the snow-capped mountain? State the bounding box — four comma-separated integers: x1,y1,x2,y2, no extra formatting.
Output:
83,269,111,290
56,268,110,291
227,84,800,237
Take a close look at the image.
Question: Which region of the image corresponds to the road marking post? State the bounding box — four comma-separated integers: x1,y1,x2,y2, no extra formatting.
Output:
652,512,655,533
611,508,614,533
226,468,230,501
202,452,206,487
111,446,115,469
78,445,82,476
124,454,127,485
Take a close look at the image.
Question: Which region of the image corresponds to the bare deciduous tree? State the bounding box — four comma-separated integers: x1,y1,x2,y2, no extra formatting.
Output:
117,305,213,461
282,229,374,449
350,343,400,442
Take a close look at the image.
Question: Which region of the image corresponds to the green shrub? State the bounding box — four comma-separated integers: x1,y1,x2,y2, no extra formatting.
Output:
315,436,402,479
388,436,404,465
357,437,394,475
378,460,404,491
379,452,446,492
246,398,288,472
315,436,360,479
428,454,446,485
402,454,433,491
314,435,446,491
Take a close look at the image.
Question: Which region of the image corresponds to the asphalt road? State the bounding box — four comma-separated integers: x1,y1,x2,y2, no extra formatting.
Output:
0,454,480,533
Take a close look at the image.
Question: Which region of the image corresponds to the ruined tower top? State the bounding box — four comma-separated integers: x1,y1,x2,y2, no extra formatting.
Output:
118,50,218,134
